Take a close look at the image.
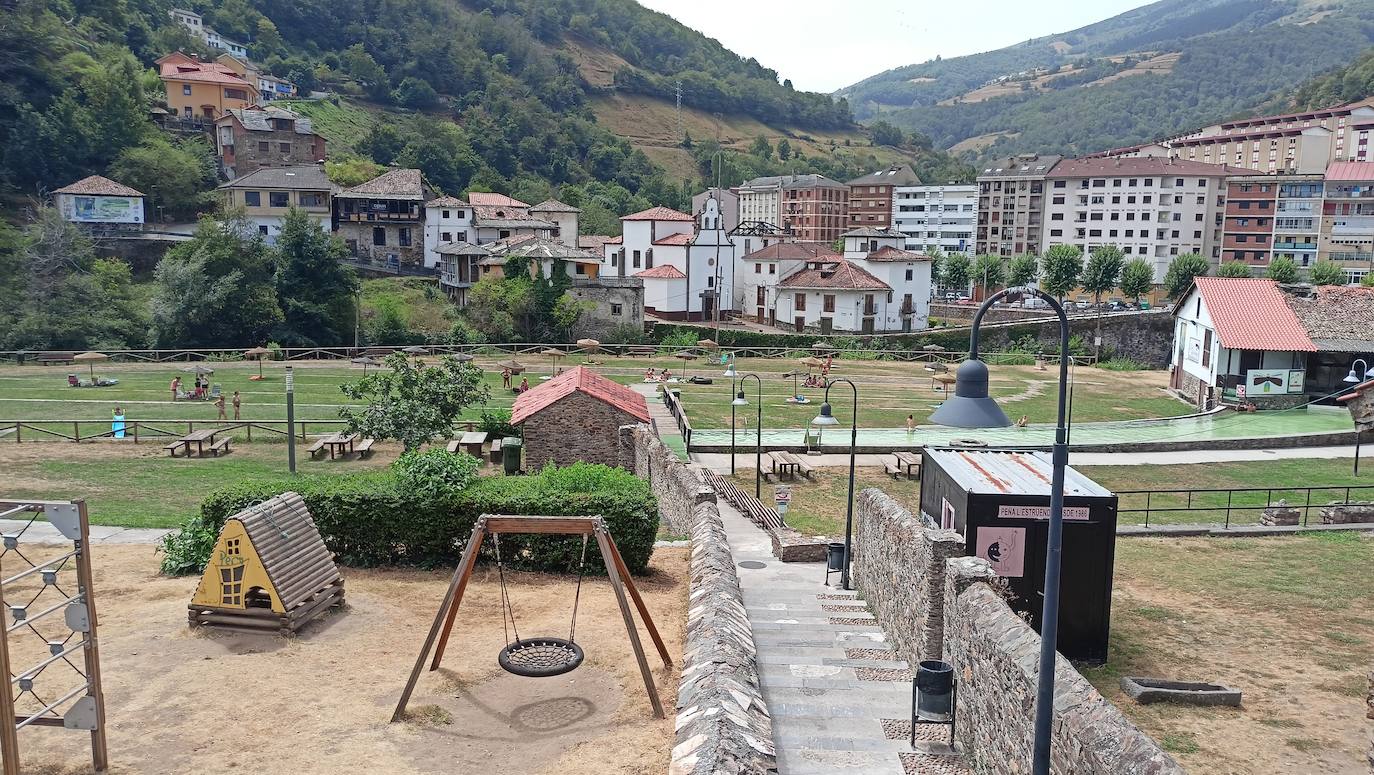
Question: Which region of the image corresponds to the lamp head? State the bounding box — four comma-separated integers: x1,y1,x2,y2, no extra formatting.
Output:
929,359,1011,428
723,363,738,378
811,402,839,426
1345,369,1360,384
731,390,749,407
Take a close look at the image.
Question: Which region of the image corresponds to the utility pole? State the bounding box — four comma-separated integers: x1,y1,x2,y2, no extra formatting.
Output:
675,80,683,144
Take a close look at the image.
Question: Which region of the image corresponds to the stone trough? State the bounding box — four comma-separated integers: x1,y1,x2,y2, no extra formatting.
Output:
1120,676,1242,707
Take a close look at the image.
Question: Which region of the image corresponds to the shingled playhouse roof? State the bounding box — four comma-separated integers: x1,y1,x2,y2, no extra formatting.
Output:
510,366,650,425
1187,277,1316,352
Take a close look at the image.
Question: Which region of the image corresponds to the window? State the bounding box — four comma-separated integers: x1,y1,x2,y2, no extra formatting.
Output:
1053,180,1066,188
754,263,762,274
823,294,835,312
1238,201,1251,209
279,142,291,153
224,88,248,101
1088,229,1102,237
243,191,261,207
904,268,913,281
269,191,289,208
574,263,586,275
1175,178,1184,187
1171,230,1180,238
372,227,386,246
633,250,641,268
258,225,269,236
1194,213,1203,222
398,228,412,247
769,264,776,275
1109,229,1118,237
610,303,622,316
299,192,324,208
1194,231,1202,239
182,84,192,96
794,293,806,311
441,232,452,242
1049,229,1063,237
258,141,270,152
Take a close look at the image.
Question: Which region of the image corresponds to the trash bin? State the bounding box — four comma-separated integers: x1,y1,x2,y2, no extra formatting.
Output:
502,437,523,475
826,542,846,571
915,660,954,720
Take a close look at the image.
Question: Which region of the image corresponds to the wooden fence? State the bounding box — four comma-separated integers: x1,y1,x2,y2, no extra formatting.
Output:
0,418,486,444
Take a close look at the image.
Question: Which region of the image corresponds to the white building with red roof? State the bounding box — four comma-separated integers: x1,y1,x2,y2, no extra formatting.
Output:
839,227,934,331
608,199,735,320
775,258,895,334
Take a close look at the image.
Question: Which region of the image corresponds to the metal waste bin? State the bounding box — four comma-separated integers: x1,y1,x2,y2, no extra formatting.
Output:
502,437,523,475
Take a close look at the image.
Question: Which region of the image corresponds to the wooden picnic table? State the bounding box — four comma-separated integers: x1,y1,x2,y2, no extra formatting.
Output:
321,432,358,460
894,451,922,479
459,431,488,459
176,428,219,457
771,451,802,481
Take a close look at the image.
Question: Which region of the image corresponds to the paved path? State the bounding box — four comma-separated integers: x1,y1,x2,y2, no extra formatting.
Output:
0,518,172,545
718,500,965,774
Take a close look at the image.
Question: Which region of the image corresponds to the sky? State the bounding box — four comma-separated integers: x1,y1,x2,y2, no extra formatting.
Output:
635,0,1155,93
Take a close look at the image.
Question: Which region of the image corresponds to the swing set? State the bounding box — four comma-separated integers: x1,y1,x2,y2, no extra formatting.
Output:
392,515,673,721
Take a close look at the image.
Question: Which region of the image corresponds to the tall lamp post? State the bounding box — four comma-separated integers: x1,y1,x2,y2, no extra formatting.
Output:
725,359,739,475
285,366,297,474
730,373,764,498
1344,359,1369,475
929,285,1069,775
810,378,858,590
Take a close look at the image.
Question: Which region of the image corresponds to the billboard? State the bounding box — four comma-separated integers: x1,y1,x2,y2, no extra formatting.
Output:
62,194,143,224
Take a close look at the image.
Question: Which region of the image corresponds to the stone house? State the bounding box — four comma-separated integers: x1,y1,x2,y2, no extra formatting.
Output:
217,165,333,244
53,175,145,231
510,366,650,471
334,168,428,267
214,107,325,179
530,199,581,245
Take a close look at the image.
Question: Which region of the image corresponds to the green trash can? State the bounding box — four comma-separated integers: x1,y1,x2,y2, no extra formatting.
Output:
502,437,523,475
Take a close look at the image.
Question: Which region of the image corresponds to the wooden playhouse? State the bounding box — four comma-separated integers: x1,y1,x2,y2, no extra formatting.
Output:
188,492,345,634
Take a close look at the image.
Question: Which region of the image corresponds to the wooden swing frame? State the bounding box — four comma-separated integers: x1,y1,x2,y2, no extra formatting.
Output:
391,515,673,722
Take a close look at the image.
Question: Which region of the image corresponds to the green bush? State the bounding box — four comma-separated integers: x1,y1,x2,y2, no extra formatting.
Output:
478,408,520,438
393,449,479,500
159,463,658,577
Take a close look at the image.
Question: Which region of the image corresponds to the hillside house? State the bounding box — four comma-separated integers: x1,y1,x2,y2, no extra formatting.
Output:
214,54,296,102
157,51,256,121
214,107,325,179
530,199,581,245
218,165,333,244
334,168,428,268
53,176,145,231
468,192,555,244
775,259,893,334
437,242,488,305
423,196,473,269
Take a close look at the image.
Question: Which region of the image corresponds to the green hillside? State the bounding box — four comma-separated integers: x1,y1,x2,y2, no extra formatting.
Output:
841,0,1374,159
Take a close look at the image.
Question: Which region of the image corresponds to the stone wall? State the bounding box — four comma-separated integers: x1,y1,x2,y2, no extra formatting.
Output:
619,426,778,775
942,558,1184,775
1320,501,1374,524
568,276,645,339
852,489,964,665
522,392,640,472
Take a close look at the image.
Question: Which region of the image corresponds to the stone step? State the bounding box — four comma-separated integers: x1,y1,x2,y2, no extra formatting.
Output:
756,655,910,670
776,747,906,775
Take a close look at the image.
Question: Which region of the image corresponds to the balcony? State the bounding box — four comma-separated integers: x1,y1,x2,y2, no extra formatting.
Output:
341,211,420,222
1272,241,1317,251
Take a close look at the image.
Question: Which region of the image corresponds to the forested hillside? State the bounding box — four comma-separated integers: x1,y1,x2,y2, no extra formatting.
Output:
840,0,1374,159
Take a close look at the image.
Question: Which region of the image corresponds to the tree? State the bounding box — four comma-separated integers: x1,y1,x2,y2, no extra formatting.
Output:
1080,246,1124,355
338,353,490,451
1309,260,1345,286
1362,273,1374,288
1007,253,1039,288
150,213,283,347
1119,258,1154,305
1266,255,1300,284
868,120,904,147
1040,244,1083,301
394,77,440,109
340,44,389,101
971,254,1005,296
942,253,971,293
777,138,792,161
1216,261,1253,278
925,247,946,287
1163,253,1210,300
108,135,218,222
749,135,773,158
325,156,384,188
273,208,359,346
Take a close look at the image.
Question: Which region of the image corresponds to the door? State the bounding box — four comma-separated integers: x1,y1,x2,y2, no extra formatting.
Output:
861,317,875,335
820,317,833,335
1171,343,1184,389
794,316,805,333
702,294,714,320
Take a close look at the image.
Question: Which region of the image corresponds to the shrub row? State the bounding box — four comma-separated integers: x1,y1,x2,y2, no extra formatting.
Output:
159,463,658,577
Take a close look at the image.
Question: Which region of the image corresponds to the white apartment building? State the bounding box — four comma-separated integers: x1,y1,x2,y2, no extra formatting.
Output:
1041,157,1238,282
735,176,788,228
892,183,977,256
423,196,474,270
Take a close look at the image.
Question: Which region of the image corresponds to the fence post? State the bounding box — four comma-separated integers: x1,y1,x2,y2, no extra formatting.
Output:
1304,488,1312,527
132,423,138,444
74,421,80,443
13,424,18,444
246,424,252,442
1225,490,1232,529
1144,491,1151,528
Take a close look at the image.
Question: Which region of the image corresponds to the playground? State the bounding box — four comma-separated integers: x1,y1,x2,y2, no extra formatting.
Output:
16,542,688,775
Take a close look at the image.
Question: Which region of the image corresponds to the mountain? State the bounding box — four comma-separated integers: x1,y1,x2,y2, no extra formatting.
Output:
840,0,1374,159
0,0,970,231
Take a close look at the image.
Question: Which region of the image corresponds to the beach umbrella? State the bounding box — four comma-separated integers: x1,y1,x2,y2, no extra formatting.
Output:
244,346,271,378
782,369,802,397
576,338,602,353
351,356,380,375
73,351,108,380
449,353,475,363
673,350,697,379
541,348,566,374
181,365,215,374
923,344,943,352
812,340,835,352
697,338,718,351
497,359,526,374
799,356,825,371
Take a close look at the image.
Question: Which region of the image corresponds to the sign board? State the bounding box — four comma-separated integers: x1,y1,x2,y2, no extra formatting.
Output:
1245,369,1290,396
1287,370,1305,394
1184,335,1202,364
997,505,1091,521
62,194,144,224
774,485,790,516
975,526,1026,578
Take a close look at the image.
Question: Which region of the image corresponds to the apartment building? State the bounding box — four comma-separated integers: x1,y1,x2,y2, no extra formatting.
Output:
893,183,977,256
780,174,849,243
1041,157,1237,282
846,165,921,229
736,176,789,228
975,154,1060,256
1321,162,1374,284
1219,175,1324,271
1168,100,1374,174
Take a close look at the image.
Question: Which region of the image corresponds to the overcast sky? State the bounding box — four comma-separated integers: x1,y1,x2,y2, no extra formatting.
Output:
635,0,1154,93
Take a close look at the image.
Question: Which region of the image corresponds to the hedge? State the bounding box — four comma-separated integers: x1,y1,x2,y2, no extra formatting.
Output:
159,463,658,577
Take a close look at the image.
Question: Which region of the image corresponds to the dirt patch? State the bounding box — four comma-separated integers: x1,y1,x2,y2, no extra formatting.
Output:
16,544,688,775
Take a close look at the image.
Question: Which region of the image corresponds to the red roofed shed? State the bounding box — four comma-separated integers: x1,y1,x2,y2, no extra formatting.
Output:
511,366,649,471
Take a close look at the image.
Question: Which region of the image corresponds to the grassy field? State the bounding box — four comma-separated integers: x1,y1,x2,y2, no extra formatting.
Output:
738,457,1371,536
1090,532,1374,773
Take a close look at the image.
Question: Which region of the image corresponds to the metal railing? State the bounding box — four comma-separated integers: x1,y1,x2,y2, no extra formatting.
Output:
660,388,693,449
1117,484,1374,528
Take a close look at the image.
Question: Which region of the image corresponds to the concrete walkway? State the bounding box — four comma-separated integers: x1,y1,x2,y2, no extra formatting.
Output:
718,500,965,774
0,518,172,544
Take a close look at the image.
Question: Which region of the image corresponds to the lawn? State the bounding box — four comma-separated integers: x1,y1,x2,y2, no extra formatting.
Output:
1085,532,1374,774
728,469,920,537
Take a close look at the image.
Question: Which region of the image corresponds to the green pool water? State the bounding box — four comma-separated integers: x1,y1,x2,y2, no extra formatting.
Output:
688,406,1357,449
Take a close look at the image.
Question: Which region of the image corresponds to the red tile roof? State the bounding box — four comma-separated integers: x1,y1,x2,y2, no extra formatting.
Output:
159,58,253,88
1190,277,1315,352
1048,157,1247,178
634,265,687,279
1324,161,1374,181
510,366,649,425
53,175,143,197
864,246,933,262
652,232,693,246
623,206,693,222
741,242,839,262
779,259,891,291
467,192,529,208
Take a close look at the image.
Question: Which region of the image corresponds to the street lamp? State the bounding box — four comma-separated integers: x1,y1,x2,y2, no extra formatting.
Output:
285,365,297,474
930,285,1069,775
724,359,739,474
811,378,858,590
1343,358,1368,384
731,374,764,498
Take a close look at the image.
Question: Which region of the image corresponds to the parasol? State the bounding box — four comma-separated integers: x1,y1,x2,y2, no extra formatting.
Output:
673,350,696,380
497,359,526,374
449,353,475,363
402,345,429,360
697,338,719,350
922,344,943,352
73,351,108,381
576,338,601,352
782,369,803,398
351,356,380,375
799,356,825,370
812,340,835,352
541,348,566,376
244,346,271,379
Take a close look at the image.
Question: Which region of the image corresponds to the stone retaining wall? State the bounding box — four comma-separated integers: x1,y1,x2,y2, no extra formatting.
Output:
852,489,964,665
941,559,1185,775
1321,501,1374,524
621,426,778,775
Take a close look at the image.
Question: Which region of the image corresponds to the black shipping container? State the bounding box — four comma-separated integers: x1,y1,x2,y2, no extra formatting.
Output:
919,448,1118,663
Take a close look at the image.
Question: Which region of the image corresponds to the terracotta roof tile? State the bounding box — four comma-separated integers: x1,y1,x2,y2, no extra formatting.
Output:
336,168,424,200
635,265,687,279
510,366,649,425
1190,277,1315,351
1324,162,1374,182
467,192,529,208
53,175,143,197
623,206,693,222
427,195,470,208
530,198,581,213
652,232,692,246
578,235,615,253
741,242,838,261
864,246,933,262
779,259,891,291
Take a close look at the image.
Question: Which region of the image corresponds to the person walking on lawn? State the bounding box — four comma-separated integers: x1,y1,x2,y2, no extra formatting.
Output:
232,391,242,420
215,394,227,421
170,376,181,402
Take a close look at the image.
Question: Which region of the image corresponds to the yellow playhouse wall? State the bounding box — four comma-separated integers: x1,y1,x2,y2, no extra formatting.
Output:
191,519,284,613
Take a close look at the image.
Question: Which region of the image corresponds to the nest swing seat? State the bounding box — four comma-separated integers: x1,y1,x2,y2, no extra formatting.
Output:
493,532,589,678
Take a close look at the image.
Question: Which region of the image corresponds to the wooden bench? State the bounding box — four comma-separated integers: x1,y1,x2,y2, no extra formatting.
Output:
355,438,375,458
163,440,186,457
488,437,503,463
792,456,815,481
445,440,461,454
884,460,903,479
307,438,328,459
208,437,231,457
38,352,77,365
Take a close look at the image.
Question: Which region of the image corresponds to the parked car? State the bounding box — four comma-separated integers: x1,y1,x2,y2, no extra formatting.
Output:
1075,300,1093,310
943,292,958,302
